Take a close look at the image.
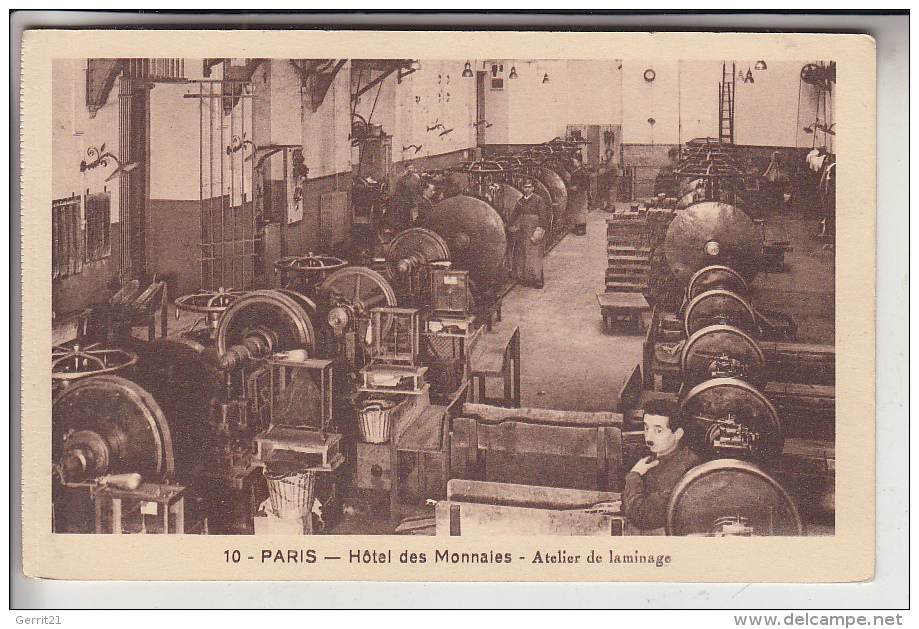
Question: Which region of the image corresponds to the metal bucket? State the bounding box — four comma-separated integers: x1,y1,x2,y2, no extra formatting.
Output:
358,399,396,443
264,469,316,521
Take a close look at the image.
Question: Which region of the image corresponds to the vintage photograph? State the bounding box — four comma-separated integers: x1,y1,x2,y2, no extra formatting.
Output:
47,53,839,541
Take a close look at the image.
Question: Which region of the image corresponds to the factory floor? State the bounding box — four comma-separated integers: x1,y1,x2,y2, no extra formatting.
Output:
155,201,835,535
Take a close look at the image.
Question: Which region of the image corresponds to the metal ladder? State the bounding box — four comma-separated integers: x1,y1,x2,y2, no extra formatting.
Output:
719,62,735,144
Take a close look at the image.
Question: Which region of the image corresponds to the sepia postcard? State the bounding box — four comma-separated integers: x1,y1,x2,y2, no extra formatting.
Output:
20,29,875,583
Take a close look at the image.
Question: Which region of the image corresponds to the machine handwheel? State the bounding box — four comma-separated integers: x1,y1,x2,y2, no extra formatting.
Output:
680,377,783,463
684,289,758,336
686,265,749,301
174,288,244,315
52,342,138,382
274,253,348,289
666,459,802,536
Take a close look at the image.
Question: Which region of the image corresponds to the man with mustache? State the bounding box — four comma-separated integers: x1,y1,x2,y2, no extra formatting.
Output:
621,398,700,534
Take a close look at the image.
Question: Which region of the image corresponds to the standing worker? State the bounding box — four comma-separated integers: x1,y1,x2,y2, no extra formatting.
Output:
508,177,550,289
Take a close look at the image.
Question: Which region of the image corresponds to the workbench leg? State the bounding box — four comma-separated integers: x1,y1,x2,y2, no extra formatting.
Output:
112,498,122,534
512,329,521,408
503,351,512,408
94,497,103,534
389,439,399,523
449,504,461,536
161,299,169,338
173,498,185,534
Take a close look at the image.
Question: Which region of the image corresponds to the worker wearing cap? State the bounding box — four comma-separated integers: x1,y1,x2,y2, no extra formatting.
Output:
508,178,550,288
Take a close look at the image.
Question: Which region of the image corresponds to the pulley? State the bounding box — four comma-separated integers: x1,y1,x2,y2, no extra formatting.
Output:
384,228,451,276
215,289,317,370
666,459,802,536
685,265,749,301
684,289,757,336
422,195,507,287
664,201,763,285
318,266,398,336
680,377,783,463
681,324,765,386
53,375,175,484
52,341,138,382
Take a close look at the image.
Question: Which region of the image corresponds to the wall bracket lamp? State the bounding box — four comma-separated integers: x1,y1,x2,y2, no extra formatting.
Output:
79,145,138,182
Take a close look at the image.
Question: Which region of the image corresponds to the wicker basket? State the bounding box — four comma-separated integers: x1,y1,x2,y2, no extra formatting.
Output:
264,469,316,521
358,399,396,443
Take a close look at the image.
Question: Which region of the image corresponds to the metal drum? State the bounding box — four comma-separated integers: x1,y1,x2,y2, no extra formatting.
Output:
681,324,766,386
680,377,784,463
131,337,223,470
684,289,758,336
664,201,763,285
667,459,803,536
423,195,507,287
216,289,317,359
53,374,175,484
686,265,749,301
384,228,451,275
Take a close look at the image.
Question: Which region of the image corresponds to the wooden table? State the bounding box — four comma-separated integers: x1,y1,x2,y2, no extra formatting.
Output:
93,482,185,534
597,291,651,334
469,326,521,408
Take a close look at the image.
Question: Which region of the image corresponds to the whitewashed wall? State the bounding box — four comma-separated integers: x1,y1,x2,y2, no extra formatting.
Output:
52,59,121,218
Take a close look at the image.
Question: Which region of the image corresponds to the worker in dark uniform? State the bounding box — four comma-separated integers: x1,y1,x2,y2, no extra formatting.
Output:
390,165,424,231
622,398,700,534
508,177,549,289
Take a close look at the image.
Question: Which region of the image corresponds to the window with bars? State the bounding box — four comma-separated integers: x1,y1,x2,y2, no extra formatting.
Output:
52,195,82,279
84,192,111,261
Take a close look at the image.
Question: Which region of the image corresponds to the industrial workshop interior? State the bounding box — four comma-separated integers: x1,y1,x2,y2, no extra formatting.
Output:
51,58,836,537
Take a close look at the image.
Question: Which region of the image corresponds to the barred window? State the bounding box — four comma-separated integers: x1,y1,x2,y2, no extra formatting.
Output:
84,192,111,261
52,195,82,279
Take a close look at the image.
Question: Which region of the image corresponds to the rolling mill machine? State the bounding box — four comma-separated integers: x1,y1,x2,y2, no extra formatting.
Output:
51,195,523,533
435,199,829,538
613,199,835,535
